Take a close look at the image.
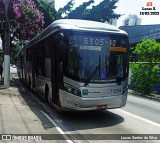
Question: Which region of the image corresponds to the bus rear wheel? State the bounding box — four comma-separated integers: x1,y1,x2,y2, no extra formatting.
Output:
45,85,52,107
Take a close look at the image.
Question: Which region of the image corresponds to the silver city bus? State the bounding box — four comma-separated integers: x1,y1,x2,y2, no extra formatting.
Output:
17,19,129,111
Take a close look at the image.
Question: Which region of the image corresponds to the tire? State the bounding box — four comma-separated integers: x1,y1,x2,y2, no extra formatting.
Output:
45,85,52,107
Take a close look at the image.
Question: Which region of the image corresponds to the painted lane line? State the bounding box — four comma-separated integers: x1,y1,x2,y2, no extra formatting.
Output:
117,109,160,128
24,90,74,143
41,111,73,143
14,78,73,143
15,79,25,91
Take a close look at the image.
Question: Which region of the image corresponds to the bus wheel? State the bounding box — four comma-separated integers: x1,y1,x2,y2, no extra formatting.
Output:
45,85,52,107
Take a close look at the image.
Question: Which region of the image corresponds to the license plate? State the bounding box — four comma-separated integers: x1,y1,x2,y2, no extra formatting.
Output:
97,105,107,110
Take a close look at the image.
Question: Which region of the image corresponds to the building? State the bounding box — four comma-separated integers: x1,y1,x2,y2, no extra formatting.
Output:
109,18,117,26
120,24,160,61
120,24,160,45
105,18,117,26
122,15,142,26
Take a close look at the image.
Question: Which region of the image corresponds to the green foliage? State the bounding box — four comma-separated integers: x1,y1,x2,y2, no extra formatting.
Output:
34,0,56,28
11,44,21,64
67,0,94,19
66,0,121,22
130,39,160,95
86,0,120,22
56,0,75,19
134,39,160,63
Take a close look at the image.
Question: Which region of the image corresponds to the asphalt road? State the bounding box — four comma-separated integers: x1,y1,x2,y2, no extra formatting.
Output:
5,72,160,143
122,94,160,124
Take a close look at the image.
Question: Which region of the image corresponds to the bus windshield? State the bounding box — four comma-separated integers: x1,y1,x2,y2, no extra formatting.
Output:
65,31,129,83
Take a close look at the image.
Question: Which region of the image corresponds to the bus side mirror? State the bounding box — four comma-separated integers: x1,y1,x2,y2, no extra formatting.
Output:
54,33,64,43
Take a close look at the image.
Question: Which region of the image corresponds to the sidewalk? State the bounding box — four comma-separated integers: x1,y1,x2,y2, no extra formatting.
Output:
0,79,45,133
128,89,160,102
0,79,66,142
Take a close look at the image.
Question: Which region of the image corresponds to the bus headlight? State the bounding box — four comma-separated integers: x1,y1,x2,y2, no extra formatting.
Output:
64,83,81,97
67,87,72,93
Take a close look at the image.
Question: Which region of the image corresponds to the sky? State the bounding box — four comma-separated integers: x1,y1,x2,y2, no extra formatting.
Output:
55,0,160,27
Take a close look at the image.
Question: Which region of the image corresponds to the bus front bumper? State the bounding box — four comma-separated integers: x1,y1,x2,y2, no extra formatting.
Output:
59,90,128,111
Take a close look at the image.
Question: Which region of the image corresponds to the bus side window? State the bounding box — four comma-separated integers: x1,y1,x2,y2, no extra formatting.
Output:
36,40,45,76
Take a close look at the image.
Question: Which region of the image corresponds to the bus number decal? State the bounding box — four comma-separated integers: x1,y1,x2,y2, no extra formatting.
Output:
83,37,106,46
110,40,116,46
84,38,89,45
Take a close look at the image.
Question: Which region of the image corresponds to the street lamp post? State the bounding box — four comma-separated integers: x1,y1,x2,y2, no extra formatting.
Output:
4,0,10,88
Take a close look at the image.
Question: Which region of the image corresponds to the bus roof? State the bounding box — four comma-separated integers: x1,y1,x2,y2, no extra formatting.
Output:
24,19,127,49
52,19,120,32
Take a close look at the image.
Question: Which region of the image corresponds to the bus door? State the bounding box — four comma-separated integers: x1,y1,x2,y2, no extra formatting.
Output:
51,34,67,104
56,42,67,103
31,50,36,89
51,43,58,104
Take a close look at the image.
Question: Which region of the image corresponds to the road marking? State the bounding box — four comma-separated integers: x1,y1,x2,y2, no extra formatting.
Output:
128,94,160,107
15,79,25,91
41,111,73,143
118,109,160,128
14,78,73,143
25,92,88,143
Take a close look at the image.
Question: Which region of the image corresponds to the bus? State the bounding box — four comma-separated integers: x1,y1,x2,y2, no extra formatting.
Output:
17,19,129,111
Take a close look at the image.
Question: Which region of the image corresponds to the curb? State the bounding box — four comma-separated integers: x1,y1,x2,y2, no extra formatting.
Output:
128,90,160,102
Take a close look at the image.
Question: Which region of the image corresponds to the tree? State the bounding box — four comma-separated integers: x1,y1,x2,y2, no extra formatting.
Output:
90,0,120,22
0,0,44,87
0,0,44,46
33,0,56,28
56,0,75,19
66,0,121,23
10,43,20,64
67,0,94,19
130,39,160,95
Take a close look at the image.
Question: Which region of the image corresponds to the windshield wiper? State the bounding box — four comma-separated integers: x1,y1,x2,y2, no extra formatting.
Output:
84,64,100,86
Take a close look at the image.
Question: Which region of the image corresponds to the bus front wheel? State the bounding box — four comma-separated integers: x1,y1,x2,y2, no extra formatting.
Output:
45,85,52,107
